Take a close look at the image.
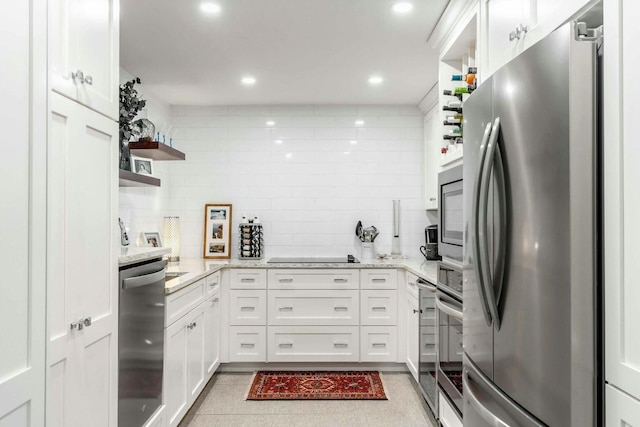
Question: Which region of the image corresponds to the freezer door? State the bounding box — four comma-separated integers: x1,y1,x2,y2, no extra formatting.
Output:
463,354,545,427
462,77,494,380
490,23,597,427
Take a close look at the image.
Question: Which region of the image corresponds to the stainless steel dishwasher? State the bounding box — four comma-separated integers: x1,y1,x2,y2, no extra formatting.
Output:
118,258,166,427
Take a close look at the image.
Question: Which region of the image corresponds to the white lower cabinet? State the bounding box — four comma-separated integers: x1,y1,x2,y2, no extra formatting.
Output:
360,326,398,362
406,293,420,382
268,326,359,362
439,392,463,427
228,326,267,362
360,290,397,326
229,289,267,325
268,290,359,326
607,384,640,426
164,278,221,427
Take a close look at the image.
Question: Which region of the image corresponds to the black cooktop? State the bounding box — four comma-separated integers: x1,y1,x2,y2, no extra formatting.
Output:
267,255,360,264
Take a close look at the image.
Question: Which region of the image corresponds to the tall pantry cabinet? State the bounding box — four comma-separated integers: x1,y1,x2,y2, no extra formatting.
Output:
46,0,120,426
0,0,48,424
604,0,640,423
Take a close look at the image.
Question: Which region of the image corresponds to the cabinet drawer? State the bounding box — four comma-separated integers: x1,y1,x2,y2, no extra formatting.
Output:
268,290,358,326
361,269,398,289
228,326,266,362
229,290,267,325
406,272,419,299
268,269,359,290
230,269,266,289
360,290,397,325
439,392,463,427
165,279,206,326
268,326,359,362
448,323,463,362
360,326,398,362
205,271,221,297
421,332,436,361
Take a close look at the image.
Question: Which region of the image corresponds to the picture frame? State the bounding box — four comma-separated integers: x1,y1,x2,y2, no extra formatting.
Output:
203,204,232,259
131,156,154,176
141,231,163,248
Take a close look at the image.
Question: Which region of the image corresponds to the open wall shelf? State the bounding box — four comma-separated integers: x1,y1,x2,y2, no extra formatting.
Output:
119,169,161,187
129,141,186,161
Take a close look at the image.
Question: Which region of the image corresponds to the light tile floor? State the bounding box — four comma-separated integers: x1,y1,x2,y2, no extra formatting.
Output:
180,372,435,427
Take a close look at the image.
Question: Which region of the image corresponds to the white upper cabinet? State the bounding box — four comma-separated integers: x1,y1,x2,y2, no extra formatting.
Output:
423,104,440,210
480,0,596,76
50,0,119,120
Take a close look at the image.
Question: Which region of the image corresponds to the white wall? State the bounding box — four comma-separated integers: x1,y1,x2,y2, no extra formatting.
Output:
119,68,173,243
168,105,431,259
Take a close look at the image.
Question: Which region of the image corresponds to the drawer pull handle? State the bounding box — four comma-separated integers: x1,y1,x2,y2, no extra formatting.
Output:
334,342,348,348
240,343,255,348
209,281,218,287
279,278,293,283
279,307,294,312
240,306,255,311
334,306,348,311
334,278,348,283
372,343,387,348
372,306,386,311
279,342,293,348
372,278,386,283
240,278,256,283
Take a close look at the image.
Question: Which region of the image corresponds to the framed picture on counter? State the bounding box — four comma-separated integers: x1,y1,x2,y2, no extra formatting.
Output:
203,204,232,259
131,156,154,176
141,231,162,247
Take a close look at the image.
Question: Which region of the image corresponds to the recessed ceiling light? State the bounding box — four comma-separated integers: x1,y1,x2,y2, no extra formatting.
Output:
266,120,275,127
343,151,351,155
200,2,221,14
241,76,256,86
392,2,413,14
350,140,358,145
355,120,365,126
274,139,283,144
285,152,293,159
368,75,384,85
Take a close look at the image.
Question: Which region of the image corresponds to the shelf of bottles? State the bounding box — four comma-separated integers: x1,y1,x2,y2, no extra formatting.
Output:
238,222,264,260
440,63,477,166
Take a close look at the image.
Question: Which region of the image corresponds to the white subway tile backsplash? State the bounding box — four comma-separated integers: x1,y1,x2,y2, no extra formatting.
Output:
120,103,431,260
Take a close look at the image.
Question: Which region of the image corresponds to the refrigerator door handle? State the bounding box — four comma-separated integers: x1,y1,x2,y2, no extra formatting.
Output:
472,121,494,327
479,117,502,330
463,369,510,427
435,294,463,321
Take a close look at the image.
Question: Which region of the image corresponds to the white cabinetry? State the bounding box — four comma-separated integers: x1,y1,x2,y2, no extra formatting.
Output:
50,0,119,119
607,385,640,427
605,0,640,415
406,293,420,382
423,104,441,210
164,275,221,427
0,0,47,423
439,392,463,427
228,269,267,362
479,0,596,77
47,92,118,427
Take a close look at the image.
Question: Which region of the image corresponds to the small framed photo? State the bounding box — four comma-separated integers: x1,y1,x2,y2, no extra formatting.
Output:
203,204,232,259
142,232,162,247
131,156,154,176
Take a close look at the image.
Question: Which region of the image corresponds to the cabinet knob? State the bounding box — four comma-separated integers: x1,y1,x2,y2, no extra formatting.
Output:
429,197,436,202
83,317,92,327
509,24,528,41
71,70,93,85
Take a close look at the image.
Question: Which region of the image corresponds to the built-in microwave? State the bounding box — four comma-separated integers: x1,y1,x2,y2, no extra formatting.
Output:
438,165,463,262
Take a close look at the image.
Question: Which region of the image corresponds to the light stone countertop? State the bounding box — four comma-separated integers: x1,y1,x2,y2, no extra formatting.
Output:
164,257,439,295
119,246,171,266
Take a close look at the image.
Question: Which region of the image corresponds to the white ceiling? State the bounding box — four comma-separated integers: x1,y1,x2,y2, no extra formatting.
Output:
120,0,449,105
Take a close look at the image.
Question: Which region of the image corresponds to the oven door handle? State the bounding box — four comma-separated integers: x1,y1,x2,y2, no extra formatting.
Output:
473,121,494,327
122,269,166,290
435,294,463,321
416,278,436,293
463,369,510,427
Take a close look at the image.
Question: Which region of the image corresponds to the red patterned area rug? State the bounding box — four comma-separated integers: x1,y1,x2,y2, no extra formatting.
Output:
246,371,387,400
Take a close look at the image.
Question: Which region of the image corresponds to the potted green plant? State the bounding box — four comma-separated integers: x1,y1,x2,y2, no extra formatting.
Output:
119,78,146,170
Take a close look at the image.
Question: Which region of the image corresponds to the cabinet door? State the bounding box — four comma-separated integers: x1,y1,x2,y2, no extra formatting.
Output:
50,0,119,119
0,0,47,424
187,309,206,402
423,104,440,210
406,296,419,382
203,292,221,378
48,93,118,427
482,0,528,75
607,385,640,426
164,316,189,427
605,0,640,401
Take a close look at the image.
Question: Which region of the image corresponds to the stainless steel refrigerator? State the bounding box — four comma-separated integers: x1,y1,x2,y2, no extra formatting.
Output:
462,22,601,426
